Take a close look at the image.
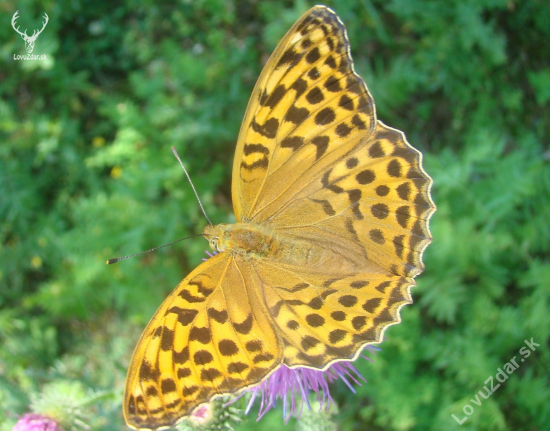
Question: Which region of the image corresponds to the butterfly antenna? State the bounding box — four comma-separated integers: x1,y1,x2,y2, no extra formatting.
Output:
106,234,204,264
172,146,213,226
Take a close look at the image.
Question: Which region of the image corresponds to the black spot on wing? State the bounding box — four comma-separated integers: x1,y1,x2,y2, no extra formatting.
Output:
324,55,337,69
345,218,359,241
321,169,344,193
241,143,269,171
189,326,211,344
369,142,386,158
306,47,321,63
351,114,366,129
371,203,389,220
331,311,346,321
315,107,336,125
140,360,160,381
339,94,354,111
312,199,336,215
168,307,198,326
306,87,324,104
356,169,375,185
369,229,385,244
291,78,308,98
329,329,346,344
388,159,402,177
245,340,262,352
264,85,286,108
218,339,239,356
308,67,320,80
228,362,249,374
161,378,177,394
194,350,213,365
207,308,228,324
394,234,405,258
346,76,363,94
244,143,269,156
241,158,269,171
311,136,329,160
251,118,279,138
285,106,310,124
376,185,390,196
277,48,301,69
160,327,174,351
336,123,352,137
281,136,304,152
324,76,341,92
396,206,411,228
396,182,412,201
173,346,189,364
363,298,382,313
234,314,253,334
346,157,358,168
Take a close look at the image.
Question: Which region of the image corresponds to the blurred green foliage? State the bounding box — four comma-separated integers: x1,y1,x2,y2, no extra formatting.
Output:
1,0,549,430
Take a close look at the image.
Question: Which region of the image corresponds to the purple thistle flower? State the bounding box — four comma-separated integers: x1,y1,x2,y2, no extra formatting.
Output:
12,413,62,431
189,403,213,425
202,250,219,261
229,349,379,422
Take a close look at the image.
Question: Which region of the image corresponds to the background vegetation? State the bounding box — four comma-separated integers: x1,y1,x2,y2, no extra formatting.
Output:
1,0,549,430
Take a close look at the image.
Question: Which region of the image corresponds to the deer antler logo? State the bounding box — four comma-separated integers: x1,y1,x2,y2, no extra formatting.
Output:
12,11,49,54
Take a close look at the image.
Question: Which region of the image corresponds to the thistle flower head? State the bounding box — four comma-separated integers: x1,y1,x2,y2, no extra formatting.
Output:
28,381,93,431
12,413,62,431
230,349,379,422
189,403,213,426
176,398,242,431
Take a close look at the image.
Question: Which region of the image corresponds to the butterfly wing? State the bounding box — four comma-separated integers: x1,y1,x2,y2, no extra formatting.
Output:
250,124,434,367
251,257,411,368
258,122,434,279
123,253,282,430
232,5,375,222
232,5,434,279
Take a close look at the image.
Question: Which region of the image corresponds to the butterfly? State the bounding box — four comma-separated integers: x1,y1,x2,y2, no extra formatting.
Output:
123,5,434,429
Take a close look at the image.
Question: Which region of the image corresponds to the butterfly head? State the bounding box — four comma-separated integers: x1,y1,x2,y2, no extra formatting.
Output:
202,223,228,252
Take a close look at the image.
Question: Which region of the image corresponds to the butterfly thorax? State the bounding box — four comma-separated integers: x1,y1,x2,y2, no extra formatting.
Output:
203,223,318,264
203,223,281,258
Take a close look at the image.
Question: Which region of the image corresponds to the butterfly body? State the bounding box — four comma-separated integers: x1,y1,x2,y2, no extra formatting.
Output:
204,222,279,258
204,222,360,271
124,6,435,430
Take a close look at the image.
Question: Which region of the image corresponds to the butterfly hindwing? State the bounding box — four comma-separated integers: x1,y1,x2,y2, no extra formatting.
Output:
253,258,412,368
124,253,282,429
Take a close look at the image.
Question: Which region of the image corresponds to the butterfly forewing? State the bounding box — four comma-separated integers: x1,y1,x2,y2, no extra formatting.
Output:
232,6,376,222
124,253,282,429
